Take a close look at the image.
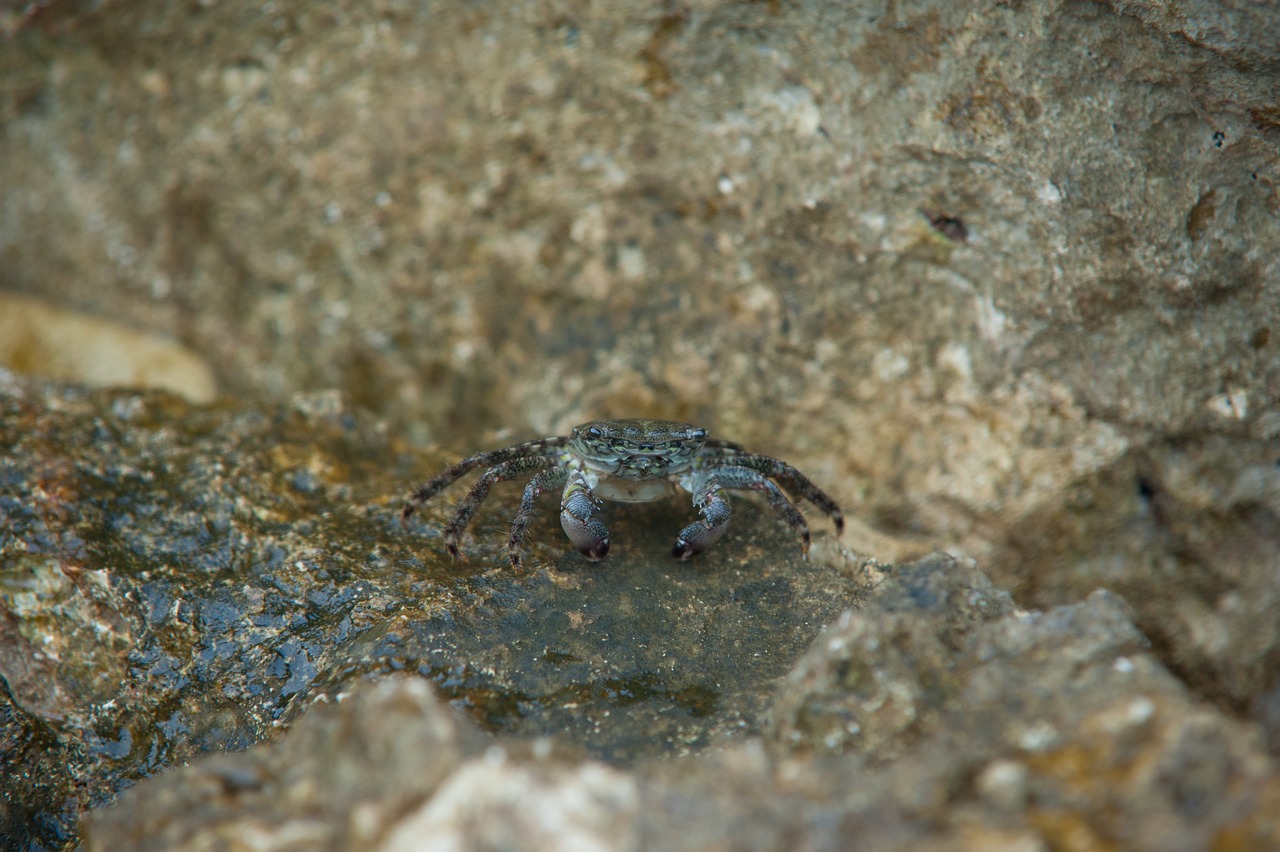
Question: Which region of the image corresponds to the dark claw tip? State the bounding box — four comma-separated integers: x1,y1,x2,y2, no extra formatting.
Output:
579,542,609,561
834,516,845,535
672,541,697,560
446,543,460,559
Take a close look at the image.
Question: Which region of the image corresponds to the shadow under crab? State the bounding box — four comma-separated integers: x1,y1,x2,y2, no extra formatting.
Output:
401,418,844,568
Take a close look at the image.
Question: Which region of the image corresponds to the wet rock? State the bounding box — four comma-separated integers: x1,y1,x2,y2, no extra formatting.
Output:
0,375,868,847
1,0,1278,845
2,0,1275,746
81,556,1280,851
81,677,483,851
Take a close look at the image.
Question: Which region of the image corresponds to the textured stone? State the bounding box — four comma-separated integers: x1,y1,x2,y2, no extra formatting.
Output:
1,0,1277,845
0,376,869,846
81,557,1280,852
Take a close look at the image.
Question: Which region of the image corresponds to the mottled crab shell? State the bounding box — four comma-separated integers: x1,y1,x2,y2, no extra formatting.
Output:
401,418,844,567
569,419,708,481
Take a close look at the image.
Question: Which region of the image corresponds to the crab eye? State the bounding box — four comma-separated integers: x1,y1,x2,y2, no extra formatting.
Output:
586,425,604,439
689,428,707,440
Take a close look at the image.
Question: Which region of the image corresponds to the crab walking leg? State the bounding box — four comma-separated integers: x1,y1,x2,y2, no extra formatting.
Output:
401,436,570,525
700,450,844,535
560,468,611,561
441,456,557,557
507,467,569,569
673,470,732,560
713,465,813,553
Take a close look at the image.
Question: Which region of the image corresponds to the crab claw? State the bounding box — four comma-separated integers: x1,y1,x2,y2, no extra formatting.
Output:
671,520,727,560
561,485,611,561
580,538,611,561
562,513,610,561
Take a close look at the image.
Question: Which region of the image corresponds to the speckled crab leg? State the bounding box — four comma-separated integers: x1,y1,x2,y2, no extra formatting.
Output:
400,436,569,525
699,449,844,535
439,456,558,558
673,470,732,560
506,466,570,569
712,465,813,553
559,468,611,561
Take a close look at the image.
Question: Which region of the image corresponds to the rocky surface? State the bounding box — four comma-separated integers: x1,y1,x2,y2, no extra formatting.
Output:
0,376,869,847
81,556,1280,851
1,0,1278,847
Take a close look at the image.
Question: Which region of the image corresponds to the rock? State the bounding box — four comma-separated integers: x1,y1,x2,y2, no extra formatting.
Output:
1,0,1278,845
0,376,869,847
0,293,217,404
992,436,1280,729
768,554,1021,759
379,754,638,852
2,1,1274,736
81,677,482,851
81,556,1280,851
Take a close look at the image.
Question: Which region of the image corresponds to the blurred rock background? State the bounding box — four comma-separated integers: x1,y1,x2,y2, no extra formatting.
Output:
1,0,1277,847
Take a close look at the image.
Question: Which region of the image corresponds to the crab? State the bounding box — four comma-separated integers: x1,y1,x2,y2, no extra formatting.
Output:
400,418,843,568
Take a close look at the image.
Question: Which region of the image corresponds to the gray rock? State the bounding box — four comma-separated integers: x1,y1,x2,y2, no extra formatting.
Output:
1,0,1277,845
81,556,1280,851
82,677,482,851
0,376,869,846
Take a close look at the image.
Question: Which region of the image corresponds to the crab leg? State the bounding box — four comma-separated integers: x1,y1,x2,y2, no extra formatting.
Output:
507,467,569,569
559,468,612,561
698,449,844,535
713,465,813,553
400,436,569,525
440,456,557,558
673,470,732,560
